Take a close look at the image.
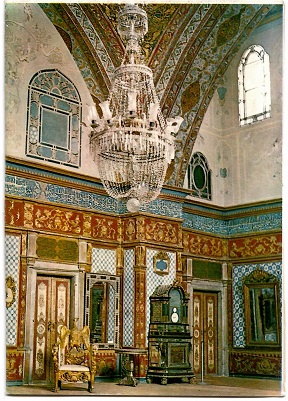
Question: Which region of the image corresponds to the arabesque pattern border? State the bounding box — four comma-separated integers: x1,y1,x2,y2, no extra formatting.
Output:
5,167,281,232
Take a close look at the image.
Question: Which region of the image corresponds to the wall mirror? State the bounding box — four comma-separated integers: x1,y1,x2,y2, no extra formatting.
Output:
85,271,120,348
243,270,280,347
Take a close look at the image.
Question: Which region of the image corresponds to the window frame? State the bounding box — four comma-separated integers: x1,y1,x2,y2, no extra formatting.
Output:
188,152,212,200
238,44,271,126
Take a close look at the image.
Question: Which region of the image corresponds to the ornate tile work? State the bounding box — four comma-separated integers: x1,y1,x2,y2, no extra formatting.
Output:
107,285,115,343
6,235,20,346
232,262,282,348
183,212,227,235
91,248,116,342
5,174,119,214
5,169,282,233
227,213,282,235
91,248,116,274
68,4,115,76
123,249,135,347
183,210,282,235
45,184,119,213
5,175,42,199
146,249,176,346
136,199,183,219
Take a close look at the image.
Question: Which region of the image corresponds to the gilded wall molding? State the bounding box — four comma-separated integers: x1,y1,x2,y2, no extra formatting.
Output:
6,276,16,308
183,230,227,259
6,350,24,381
6,196,282,260
122,215,182,248
228,234,282,259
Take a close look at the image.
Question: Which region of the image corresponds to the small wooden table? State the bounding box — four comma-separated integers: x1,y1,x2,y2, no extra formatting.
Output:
115,348,147,387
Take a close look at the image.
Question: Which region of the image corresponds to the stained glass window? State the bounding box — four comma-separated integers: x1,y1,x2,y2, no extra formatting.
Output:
238,45,271,126
188,152,211,200
26,69,82,167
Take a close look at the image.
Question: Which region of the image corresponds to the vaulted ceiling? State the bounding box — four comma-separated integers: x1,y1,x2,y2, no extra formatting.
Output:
40,3,281,188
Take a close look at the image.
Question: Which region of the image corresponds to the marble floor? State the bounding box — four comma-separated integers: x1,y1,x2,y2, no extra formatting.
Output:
5,375,283,398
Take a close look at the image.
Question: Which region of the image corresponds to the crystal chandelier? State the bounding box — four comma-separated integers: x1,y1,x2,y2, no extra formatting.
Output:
90,4,183,212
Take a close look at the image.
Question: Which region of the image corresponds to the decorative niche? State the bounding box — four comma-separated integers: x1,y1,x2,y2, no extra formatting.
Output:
153,251,170,276
243,270,281,347
84,271,120,349
26,69,82,167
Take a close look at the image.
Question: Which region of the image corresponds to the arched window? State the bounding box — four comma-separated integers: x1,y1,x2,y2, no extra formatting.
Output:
238,45,271,126
26,69,82,167
188,152,211,200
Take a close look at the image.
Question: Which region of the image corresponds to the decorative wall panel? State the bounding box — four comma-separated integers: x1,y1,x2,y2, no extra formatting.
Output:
228,234,282,259
94,350,117,376
183,212,226,235
5,199,24,228
6,168,282,230
6,198,119,244
183,210,282,236
6,235,20,346
183,231,227,258
232,262,282,347
123,249,134,347
6,350,24,382
138,198,183,219
123,216,182,247
36,235,78,262
229,350,281,377
90,215,117,241
145,249,176,345
5,174,119,214
91,248,116,275
33,205,83,234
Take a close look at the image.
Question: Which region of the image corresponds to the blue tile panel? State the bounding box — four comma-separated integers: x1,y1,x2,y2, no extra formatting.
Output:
6,174,119,214
91,248,116,274
91,248,116,343
123,249,135,347
6,235,20,346
183,211,282,235
232,262,282,348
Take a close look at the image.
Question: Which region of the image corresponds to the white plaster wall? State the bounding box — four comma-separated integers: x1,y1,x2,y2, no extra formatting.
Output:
5,3,99,178
184,18,282,207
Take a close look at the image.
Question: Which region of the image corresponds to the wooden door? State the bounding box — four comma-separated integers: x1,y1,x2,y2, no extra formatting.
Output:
193,292,218,375
32,276,70,384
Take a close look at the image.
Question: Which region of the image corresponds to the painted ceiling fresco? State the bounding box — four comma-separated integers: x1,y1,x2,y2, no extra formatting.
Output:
40,3,281,187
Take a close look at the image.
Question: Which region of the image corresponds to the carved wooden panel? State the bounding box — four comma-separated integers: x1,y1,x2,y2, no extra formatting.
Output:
33,276,70,383
229,350,281,377
193,292,217,375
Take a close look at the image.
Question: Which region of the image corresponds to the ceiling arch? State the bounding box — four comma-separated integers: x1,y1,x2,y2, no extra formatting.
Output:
40,3,280,187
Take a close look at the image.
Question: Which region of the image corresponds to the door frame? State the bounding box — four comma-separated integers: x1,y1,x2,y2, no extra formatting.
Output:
23,262,86,384
187,275,229,376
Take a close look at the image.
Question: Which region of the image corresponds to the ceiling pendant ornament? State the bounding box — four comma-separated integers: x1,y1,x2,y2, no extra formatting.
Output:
89,4,183,212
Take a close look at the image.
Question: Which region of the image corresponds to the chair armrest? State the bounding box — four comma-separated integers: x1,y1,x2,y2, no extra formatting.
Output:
90,345,97,374
52,343,60,371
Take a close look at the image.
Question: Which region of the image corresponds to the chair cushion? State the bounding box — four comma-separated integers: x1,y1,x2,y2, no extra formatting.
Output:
59,364,90,372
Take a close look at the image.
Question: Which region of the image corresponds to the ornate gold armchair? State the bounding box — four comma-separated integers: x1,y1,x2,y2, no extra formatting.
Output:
52,319,97,392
